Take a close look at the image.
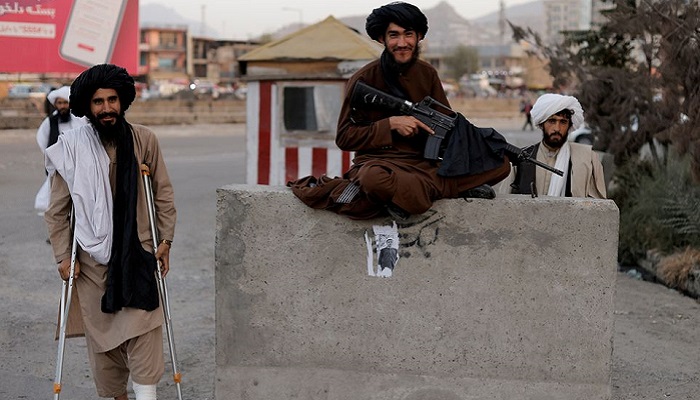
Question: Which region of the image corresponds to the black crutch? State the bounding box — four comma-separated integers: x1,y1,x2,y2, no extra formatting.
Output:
53,205,77,399
141,164,183,400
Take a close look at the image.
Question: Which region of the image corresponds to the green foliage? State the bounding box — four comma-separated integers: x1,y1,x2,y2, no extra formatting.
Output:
510,0,700,179
611,152,700,265
512,0,700,268
561,26,632,69
443,45,479,81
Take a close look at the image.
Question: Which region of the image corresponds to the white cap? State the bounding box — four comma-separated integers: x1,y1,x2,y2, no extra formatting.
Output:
530,93,585,131
47,86,70,106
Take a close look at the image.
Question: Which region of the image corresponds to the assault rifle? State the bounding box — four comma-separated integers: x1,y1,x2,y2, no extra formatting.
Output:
349,81,563,176
350,80,455,160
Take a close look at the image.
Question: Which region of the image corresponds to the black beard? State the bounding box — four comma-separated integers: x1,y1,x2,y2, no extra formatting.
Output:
58,109,71,123
542,129,568,149
384,43,421,73
89,114,124,145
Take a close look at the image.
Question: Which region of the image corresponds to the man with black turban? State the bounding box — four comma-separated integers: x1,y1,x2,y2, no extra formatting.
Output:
289,2,511,220
44,64,177,400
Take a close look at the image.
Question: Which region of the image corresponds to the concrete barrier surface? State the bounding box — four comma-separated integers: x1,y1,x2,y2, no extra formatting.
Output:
215,184,619,400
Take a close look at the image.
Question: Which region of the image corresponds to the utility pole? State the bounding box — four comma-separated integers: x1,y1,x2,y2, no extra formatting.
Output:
499,0,506,45
200,4,206,36
282,7,303,28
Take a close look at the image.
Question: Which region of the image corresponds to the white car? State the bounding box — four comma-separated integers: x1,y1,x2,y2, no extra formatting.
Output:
569,123,594,145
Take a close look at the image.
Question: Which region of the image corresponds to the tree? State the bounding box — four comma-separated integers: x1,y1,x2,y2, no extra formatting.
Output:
510,0,700,182
443,45,479,82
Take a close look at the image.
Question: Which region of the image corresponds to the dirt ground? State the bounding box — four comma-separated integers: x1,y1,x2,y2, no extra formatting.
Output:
0,123,698,399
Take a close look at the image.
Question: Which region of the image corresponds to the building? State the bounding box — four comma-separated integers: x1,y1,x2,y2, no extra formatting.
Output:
590,0,616,28
476,44,528,88
238,16,382,186
543,0,592,43
138,24,189,83
189,38,259,84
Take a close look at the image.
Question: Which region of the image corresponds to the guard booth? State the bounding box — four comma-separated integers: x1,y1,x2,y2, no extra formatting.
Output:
238,16,381,185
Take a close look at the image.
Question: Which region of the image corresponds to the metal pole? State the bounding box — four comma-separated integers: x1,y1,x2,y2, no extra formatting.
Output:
141,164,183,400
53,206,77,399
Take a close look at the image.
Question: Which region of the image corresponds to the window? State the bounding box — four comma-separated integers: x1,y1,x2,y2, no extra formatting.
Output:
281,83,342,134
159,32,179,48
158,58,175,69
284,87,317,130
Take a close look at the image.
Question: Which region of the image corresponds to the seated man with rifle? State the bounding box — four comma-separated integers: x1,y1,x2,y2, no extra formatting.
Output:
289,2,558,220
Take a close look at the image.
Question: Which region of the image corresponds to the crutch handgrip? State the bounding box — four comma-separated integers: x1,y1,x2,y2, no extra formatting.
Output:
140,163,151,177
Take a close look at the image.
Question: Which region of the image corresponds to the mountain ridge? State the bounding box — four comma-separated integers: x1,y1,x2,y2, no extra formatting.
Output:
140,1,545,48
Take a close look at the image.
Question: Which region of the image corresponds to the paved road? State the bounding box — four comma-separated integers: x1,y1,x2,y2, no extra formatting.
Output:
0,123,698,399
0,124,244,400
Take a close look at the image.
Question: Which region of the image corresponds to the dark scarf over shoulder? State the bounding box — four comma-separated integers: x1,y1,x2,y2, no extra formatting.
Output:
101,120,159,313
380,50,409,98
47,111,61,149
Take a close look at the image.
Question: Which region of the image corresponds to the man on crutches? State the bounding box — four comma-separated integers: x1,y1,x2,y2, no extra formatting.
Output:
45,64,178,400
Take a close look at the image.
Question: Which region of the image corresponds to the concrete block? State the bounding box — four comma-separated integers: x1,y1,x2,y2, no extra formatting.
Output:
215,185,619,400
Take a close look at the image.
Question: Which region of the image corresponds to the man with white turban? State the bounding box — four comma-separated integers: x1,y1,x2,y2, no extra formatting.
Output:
510,93,606,198
34,86,87,214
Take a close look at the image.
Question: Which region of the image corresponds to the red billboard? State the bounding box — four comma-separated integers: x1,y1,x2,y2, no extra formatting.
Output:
0,0,139,74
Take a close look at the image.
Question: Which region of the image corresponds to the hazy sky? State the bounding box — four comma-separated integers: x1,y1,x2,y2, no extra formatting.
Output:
140,0,536,40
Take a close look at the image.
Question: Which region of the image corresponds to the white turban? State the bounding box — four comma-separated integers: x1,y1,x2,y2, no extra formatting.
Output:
530,93,585,131
47,86,70,106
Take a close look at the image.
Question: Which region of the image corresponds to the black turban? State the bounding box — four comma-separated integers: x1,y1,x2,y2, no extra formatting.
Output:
70,64,136,118
365,2,428,41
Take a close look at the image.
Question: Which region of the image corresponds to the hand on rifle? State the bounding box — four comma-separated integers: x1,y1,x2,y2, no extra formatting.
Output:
389,116,434,137
155,242,171,277
57,258,80,281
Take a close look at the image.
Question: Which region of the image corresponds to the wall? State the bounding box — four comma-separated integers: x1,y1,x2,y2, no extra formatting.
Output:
215,185,619,400
0,97,246,129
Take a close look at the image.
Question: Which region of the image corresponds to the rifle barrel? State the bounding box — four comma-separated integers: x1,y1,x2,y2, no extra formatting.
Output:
527,157,564,176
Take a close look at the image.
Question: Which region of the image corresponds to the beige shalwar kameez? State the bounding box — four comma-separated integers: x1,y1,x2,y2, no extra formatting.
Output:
45,124,176,396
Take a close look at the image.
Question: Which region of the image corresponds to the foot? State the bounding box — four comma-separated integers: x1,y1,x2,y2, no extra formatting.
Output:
459,184,496,200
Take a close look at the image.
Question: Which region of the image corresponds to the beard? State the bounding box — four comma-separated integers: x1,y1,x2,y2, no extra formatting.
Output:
88,112,124,145
384,43,421,72
542,130,568,149
58,109,71,122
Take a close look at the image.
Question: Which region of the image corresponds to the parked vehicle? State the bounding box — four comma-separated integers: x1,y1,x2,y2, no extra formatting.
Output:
8,83,52,98
569,123,595,145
